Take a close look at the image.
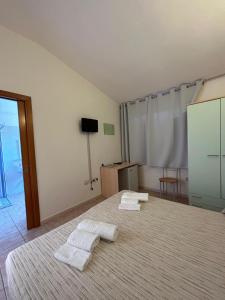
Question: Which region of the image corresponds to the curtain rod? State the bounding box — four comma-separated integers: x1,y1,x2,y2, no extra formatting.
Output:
127,72,225,104
204,72,225,82
129,79,201,103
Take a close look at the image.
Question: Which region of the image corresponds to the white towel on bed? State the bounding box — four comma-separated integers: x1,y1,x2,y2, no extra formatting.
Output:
54,243,92,271
122,192,149,202
121,198,139,204
67,229,100,252
119,203,141,211
77,219,119,242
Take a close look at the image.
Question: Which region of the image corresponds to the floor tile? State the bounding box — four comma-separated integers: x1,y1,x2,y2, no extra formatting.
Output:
0,237,25,257
22,226,48,242
0,210,8,220
14,220,28,235
0,223,20,241
0,211,14,227
6,193,26,226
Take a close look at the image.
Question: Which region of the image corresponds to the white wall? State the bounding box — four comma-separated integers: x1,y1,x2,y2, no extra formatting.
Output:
140,75,225,194
0,25,121,221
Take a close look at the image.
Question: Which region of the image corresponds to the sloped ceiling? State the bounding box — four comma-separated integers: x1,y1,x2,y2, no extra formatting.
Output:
0,0,225,102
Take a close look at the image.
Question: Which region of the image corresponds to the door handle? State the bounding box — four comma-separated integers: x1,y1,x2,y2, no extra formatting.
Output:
207,155,219,157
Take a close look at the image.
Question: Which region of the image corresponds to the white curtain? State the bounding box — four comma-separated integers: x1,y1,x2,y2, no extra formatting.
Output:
120,80,203,167
120,103,130,161
146,80,203,168
127,99,147,164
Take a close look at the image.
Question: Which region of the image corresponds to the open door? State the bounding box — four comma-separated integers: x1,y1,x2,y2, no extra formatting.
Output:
0,90,40,229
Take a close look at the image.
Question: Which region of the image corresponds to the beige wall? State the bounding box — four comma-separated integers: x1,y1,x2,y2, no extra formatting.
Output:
0,25,121,221
140,76,225,194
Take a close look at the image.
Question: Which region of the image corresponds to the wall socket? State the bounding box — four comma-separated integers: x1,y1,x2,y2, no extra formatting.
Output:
92,177,98,183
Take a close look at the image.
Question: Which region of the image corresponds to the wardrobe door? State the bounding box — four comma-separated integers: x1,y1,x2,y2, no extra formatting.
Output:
188,99,221,198
220,98,225,199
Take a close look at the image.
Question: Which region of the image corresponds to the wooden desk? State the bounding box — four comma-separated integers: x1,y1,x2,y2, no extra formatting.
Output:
100,162,138,198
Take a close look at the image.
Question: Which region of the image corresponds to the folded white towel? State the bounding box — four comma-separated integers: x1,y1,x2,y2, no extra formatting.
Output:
67,229,100,252
119,203,141,211
121,198,139,205
77,219,119,242
122,192,149,202
54,243,92,271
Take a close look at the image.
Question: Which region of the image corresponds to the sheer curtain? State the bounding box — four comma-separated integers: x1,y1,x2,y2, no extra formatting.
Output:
127,99,147,164
120,103,130,162
120,80,203,167
146,80,203,168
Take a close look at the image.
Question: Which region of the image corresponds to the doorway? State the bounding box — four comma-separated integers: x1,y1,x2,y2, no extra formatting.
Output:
0,90,40,230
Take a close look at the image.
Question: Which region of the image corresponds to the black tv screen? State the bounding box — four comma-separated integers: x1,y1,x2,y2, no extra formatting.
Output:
81,118,98,133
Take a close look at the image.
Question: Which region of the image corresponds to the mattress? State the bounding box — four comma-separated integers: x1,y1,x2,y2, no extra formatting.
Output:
6,192,225,300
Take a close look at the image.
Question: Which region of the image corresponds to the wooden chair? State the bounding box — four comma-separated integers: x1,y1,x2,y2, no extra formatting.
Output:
159,168,179,199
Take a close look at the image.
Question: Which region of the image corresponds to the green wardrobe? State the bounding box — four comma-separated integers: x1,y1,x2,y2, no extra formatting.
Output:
187,98,225,211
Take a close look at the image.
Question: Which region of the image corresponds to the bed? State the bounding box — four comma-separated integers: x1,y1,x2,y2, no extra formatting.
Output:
6,192,225,300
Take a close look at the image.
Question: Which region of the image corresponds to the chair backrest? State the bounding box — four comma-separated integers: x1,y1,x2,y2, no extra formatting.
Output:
162,168,179,179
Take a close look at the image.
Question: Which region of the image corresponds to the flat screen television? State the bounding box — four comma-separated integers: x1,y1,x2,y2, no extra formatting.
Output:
81,118,98,133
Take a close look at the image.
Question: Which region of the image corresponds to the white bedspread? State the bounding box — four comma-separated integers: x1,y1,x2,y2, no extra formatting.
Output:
6,192,225,299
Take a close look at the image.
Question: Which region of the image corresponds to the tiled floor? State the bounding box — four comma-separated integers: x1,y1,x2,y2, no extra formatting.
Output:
0,194,105,300
0,190,188,299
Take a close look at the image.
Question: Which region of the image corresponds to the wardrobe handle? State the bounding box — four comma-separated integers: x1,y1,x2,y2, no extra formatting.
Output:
191,195,202,199
207,155,219,157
